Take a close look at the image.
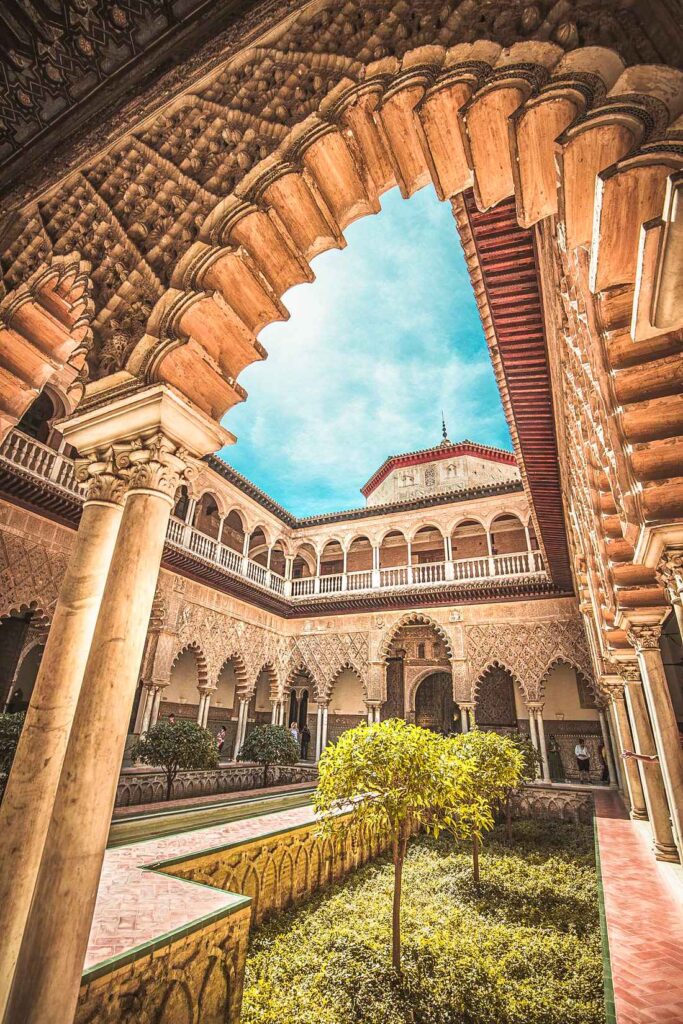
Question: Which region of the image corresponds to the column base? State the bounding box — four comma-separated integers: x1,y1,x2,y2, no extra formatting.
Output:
630,809,649,821
654,842,680,864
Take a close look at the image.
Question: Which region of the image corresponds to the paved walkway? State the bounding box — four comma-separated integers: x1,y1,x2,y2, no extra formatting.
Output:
86,802,316,973
594,790,683,1024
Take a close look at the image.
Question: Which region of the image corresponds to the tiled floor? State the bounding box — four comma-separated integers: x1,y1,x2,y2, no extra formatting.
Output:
594,790,683,1024
86,802,316,971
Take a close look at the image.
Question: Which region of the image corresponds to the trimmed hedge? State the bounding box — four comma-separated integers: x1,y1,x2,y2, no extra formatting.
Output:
242,821,604,1024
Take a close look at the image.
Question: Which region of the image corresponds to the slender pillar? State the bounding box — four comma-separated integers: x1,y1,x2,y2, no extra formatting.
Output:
407,540,413,584
233,699,247,759
628,626,683,857
315,705,323,760
0,466,125,1017
460,706,468,733
150,685,163,727
367,705,374,725
139,684,157,734
201,690,212,728
598,707,617,786
6,430,195,1024
271,701,278,724
527,706,539,750
533,705,551,782
197,692,207,725
320,705,329,753
604,681,647,818
623,666,679,862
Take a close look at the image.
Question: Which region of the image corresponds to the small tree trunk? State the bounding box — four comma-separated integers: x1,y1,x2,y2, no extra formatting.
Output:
505,793,512,842
166,772,174,801
472,833,480,883
263,762,269,788
392,833,406,973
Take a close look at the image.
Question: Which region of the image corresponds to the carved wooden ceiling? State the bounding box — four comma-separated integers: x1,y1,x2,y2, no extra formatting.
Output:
0,0,268,194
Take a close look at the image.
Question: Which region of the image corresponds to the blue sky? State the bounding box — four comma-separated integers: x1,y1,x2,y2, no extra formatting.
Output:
219,185,511,516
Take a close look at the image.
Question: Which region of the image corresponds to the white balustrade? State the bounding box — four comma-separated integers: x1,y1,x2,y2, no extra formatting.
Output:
412,561,446,584
1,431,548,601
346,570,373,591
319,573,343,594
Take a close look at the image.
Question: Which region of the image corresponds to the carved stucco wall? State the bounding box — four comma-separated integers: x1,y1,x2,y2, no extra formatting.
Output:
0,500,74,622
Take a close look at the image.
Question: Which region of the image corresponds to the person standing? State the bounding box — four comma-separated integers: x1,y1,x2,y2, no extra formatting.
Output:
300,722,311,760
216,726,226,756
289,721,299,747
548,734,565,783
574,738,590,782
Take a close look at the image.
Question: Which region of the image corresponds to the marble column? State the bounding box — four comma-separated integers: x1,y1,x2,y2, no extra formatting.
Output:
598,707,617,785
0,462,125,1018
460,706,469,733
622,665,679,862
6,430,197,1024
315,705,323,760
197,691,207,726
150,685,164,727
628,626,683,858
271,701,278,724
606,682,647,819
320,705,329,753
532,705,551,782
5,385,228,1024
200,689,212,728
233,699,248,759
139,684,158,734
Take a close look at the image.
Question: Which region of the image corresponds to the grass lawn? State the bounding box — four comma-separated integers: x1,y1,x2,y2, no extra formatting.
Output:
241,820,605,1024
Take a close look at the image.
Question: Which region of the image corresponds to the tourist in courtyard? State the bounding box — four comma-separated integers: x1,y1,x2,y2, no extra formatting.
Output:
599,741,610,784
216,726,226,755
300,722,311,760
548,734,565,782
574,738,590,781
289,721,299,746
167,713,176,726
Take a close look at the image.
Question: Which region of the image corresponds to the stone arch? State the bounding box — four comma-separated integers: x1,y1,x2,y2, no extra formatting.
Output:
473,663,519,728
473,659,529,704
379,612,454,663
407,665,454,713
170,641,209,690
253,662,279,702
539,656,598,706
215,649,249,697
326,663,367,709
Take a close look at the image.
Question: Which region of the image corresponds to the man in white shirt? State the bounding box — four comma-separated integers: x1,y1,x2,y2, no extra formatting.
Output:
575,738,590,781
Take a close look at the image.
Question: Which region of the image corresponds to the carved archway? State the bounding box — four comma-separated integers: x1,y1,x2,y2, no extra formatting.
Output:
379,611,454,663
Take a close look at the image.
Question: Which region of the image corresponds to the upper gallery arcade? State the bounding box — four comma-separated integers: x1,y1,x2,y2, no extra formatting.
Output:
0,2,682,1024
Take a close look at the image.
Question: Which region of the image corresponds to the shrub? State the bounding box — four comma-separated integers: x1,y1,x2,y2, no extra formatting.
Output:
241,824,604,1024
131,719,218,799
238,724,299,788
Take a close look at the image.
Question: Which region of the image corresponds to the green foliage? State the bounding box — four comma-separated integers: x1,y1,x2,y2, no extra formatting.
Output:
238,725,299,787
448,730,524,880
131,719,218,799
507,731,542,783
314,719,476,969
0,712,24,800
241,822,604,1024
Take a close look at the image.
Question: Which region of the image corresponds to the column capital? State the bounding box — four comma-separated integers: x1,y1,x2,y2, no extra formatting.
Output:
525,701,544,712
627,625,662,652
619,662,642,684
75,452,128,505
600,676,626,699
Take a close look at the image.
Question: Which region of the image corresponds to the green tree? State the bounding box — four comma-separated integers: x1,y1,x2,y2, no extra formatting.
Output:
449,730,523,881
0,712,24,801
238,724,299,788
314,718,472,972
131,719,219,800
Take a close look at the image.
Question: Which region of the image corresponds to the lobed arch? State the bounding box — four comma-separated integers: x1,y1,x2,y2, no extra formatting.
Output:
0,601,51,629
472,659,529,704
284,662,322,702
378,612,454,664
538,655,598,702
170,641,210,690
252,662,279,702
214,649,249,696
323,662,367,706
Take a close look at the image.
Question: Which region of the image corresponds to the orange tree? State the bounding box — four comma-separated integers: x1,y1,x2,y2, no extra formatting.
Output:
314,718,474,972
449,729,523,881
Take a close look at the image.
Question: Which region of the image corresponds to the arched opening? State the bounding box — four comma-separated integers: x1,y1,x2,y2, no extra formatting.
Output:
379,531,408,586
220,510,246,554
541,661,601,784
414,672,455,735
161,647,203,723
475,665,517,729
248,527,269,567
384,619,452,725
172,485,191,522
291,543,317,589
254,667,275,722
490,513,527,554
269,541,287,579
346,535,372,579
15,391,57,445
193,493,221,540
286,669,314,735
0,610,45,712
451,519,488,568
327,668,365,745
319,540,343,576
411,525,445,564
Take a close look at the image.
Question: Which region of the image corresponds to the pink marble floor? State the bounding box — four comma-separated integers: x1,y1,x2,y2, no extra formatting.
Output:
86,803,316,971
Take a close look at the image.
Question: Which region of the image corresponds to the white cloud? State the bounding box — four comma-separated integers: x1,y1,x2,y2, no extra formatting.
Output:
220,186,510,514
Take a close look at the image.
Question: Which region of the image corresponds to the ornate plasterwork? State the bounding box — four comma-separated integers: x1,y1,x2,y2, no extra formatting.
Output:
0,520,73,622
465,618,593,701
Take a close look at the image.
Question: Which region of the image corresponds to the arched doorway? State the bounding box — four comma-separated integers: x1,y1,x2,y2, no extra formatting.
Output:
475,666,518,729
414,672,455,735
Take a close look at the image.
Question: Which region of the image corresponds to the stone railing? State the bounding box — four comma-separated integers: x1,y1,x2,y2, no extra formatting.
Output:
1,430,548,603
115,762,319,807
